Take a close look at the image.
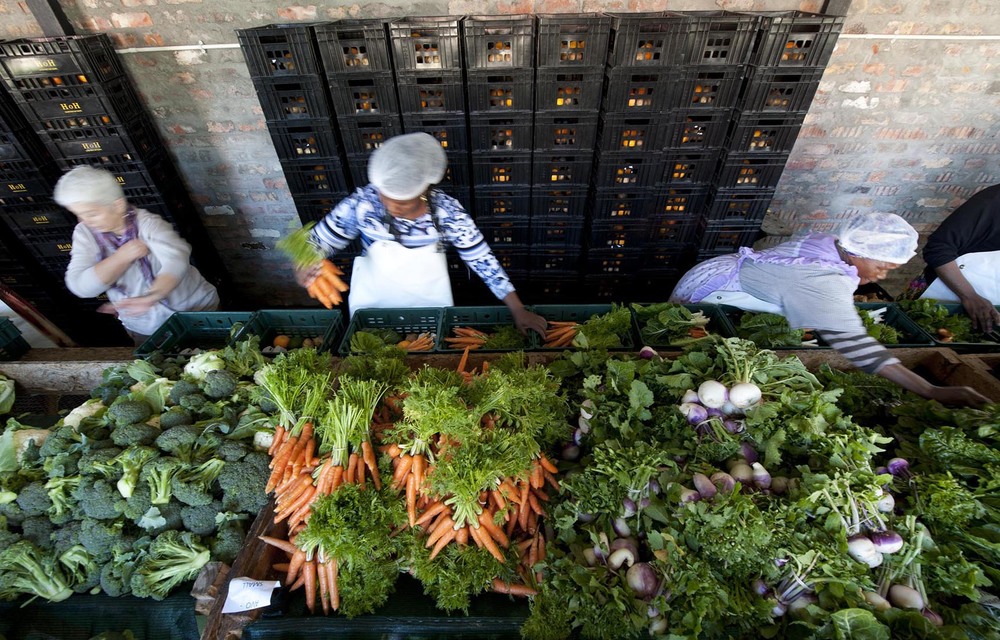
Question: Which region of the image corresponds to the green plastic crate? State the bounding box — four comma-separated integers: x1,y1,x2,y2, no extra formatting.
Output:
234,309,345,354
440,306,534,352
0,317,30,360
529,304,635,351
897,302,1000,351
339,307,443,355
855,303,934,348
631,302,733,349
134,311,253,358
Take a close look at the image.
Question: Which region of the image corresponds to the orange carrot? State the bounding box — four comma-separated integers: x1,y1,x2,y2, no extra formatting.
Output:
456,525,469,546
478,509,510,548
361,441,381,490
492,579,537,597
415,501,449,527
269,426,285,455
287,548,306,585
425,516,455,548
538,454,558,474
469,523,506,563
457,345,471,374
316,554,330,615
329,558,340,611
392,454,414,489
429,527,458,559
258,535,298,556
346,453,358,485
406,473,418,527
530,462,544,489
304,559,317,613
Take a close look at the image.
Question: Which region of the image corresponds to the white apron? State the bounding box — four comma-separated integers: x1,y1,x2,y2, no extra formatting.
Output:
701,290,784,314
920,250,1000,304
347,239,453,317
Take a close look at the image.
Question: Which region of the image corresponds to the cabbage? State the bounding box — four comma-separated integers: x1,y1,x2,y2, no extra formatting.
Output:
0,375,13,414
183,352,226,381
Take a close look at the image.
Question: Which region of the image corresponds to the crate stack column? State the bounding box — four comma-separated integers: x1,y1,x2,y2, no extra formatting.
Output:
461,15,535,304
709,10,844,254
237,23,351,229
530,14,610,303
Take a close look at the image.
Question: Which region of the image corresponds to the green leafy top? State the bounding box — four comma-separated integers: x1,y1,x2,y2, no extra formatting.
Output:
276,222,324,269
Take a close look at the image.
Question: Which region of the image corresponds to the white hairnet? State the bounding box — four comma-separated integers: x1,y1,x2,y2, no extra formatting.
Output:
368,132,447,200
53,166,124,207
837,212,918,264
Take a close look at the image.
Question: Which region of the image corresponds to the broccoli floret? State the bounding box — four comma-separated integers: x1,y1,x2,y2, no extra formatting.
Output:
15,482,52,518
59,544,101,593
73,479,125,520
203,369,238,400
211,519,248,566
0,540,74,603
171,459,225,507
20,516,54,550
159,407,194,429
217,451,270,514
78,447,123,479
129,530,210,600
0,500,26,526
123,488,153,523
180,500,224,536
99,536,150,597
169,379,201,405
154,425,202,457
79,518,124,564
107,399,153,428
44,476,81,524
142,458,183,505
178,393,207,412
43,449,82,478
110,422,160,448
37,424,77,459
50,520,83,557
113,447,159,499
216,439,252,462
0,515,22,550
145,501,183,537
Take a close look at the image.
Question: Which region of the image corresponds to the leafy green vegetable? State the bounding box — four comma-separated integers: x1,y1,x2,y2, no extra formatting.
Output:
276,221,324,269
631,302,713,347
481,324,528,350
573,305,632,350
897,299,983,343
736,312,808,348
857,309,900,344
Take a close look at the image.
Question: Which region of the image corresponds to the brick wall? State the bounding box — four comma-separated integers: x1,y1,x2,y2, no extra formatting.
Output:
1,0,998,301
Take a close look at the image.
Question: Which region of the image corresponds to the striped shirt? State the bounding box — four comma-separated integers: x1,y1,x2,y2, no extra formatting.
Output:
310,185,515,300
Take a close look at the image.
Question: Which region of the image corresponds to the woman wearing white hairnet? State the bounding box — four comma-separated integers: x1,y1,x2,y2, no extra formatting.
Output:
300,132,547,336
669,212,989,406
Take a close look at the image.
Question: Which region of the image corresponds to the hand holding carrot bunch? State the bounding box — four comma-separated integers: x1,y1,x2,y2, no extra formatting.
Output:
278,222,349,308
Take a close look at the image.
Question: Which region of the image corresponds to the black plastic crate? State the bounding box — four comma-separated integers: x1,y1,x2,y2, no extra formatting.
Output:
477,219,531,247
489,246,530,277
0,157,38,181
463,15,535,69
705,187,775,223
672,10,758,65
236,23,324,78
590,188,656,221
532,219,583,247
292,193,347,224
607,12,687,68
0,128,40,160
530,248,580,273
439,150,473,189
697,220,762,256
639,245,696,271
34,253,71,275
401,112,469,152
727,113,804,153
0,35,125,83
471,151,531,186
21,231,73,260
534,68,604,111
326,72,400,116
753,11,844,68
589,220,649,250
585,275,636,301
267,119,342,159
439,185,473,213
396,70,466,113
532,151,593,186
469,112,534,151
57,149,165,172
584,247,643,274
343,152,374,188
389,17,463,71
524,275,581,302
665,65,746,110
536,14,612,68
1,207,74,233
532,187,588,220
337,113,403,154
466,69,534,112
658,150,721,185
716,151,789,189
8,78,137,124
315,19,393,73
1,175,52,198
598,113,663,151
533,111,599,151
280,158,350,195
473,185,531,221
251,75,331,121
660,109,731,150
594,150,663,188
647,215,699,245
645,186,708,219
39,119,158,159
602,68,669,113
740,66,824,113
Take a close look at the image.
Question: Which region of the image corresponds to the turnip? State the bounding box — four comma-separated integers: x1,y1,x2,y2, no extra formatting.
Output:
876,492,895,513
580,399,595,420
697,380,728,409
723,419,745,434
786,594,817,618
870,529,903,554
752,578,771,597
648,618,667,636
751,463,772,490
728,382,762,410
729,461,754,486
721,400,740,417
922,609,943,627
647,604,660,618
622,497,637,518
638,346,658,360
626,562,660,598
739,442,759,464
578,415,591,434
692,473,717,500
647,479,661,495
888,583,924,610
864,591,891,611
770,476,789,495
613,517,631,538
679,488,701,503
607,546,636,570
678,402,708,425
561,443,581,460
582,547,598,566
847,535,884,568
681,389,700,404
886,457,911,479
771,601,788,617
710,471,736,493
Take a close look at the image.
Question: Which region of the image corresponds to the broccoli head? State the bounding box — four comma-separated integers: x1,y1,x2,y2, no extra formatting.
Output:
79,518,125,564
129,530,210,600
59,544,101,594
203,369,238,400
73,478,125,520
0,515,22,551
50,520,83,557
217,451,270,515
43,449,82,478
144,501,184,537
38,424,78,459
169,379,201,405
0,500,26,526
211,519,248,566
44,475,82,524
99,536,150,597
78,447,123,479
180,500,225,536
215,439,252,462
15,482,52,518
171,458,225,507
107,398,154,428
141,457,183,505
110,422,160,448
0,540,74,603
159,406,194,429
154,425,202,457
19,516,54,551
113,446,159,499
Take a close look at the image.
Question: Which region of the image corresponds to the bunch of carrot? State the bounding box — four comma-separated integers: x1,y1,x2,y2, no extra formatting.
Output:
396,332,435,351
260,535,341,615
305,259,349,309
688,325,708,339
543,321,579,348
443,326,489,349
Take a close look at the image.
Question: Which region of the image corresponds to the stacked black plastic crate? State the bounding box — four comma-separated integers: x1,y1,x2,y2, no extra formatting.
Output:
705,10,842,260
528,14,610,302
238,24,351,227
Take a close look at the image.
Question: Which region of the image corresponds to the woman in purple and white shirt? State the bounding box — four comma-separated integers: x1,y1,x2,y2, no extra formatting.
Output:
56,166,218,344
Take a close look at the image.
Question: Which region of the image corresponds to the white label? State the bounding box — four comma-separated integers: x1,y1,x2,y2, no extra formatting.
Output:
221,577,281,614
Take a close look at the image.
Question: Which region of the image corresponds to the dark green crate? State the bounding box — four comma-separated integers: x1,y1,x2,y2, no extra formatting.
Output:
529,303,635,351
440,306,535,352
897,302,1000,351
134,311,253,358
339,307,443,355
234,309,345,354
631,302,733,349
855,303,934,348
0,317,30,360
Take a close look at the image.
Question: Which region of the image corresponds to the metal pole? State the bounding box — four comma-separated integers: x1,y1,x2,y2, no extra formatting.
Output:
23,0,76,38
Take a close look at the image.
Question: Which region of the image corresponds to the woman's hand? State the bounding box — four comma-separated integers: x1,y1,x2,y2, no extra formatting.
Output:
512,306,547,338
959,292,1000,333
118,238,149,262
927,385,990,407
114,294,159,317
295,261,323,288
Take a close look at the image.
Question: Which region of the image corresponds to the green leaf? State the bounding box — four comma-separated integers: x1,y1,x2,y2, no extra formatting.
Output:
829,608,890,640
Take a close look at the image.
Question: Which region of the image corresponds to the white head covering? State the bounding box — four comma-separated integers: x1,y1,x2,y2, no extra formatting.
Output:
368,132,447,200
837,212,919,264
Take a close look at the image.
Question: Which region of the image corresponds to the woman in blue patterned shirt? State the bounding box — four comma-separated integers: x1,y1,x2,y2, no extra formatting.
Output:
304,132,547,336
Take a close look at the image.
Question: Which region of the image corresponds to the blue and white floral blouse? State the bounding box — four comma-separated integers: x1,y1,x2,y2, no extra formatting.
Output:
309,184,515,300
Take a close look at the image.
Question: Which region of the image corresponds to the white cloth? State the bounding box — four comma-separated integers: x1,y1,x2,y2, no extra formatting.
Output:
699,290,784,314
64,208,219,335
347,239,453,317
921,250,1000,304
